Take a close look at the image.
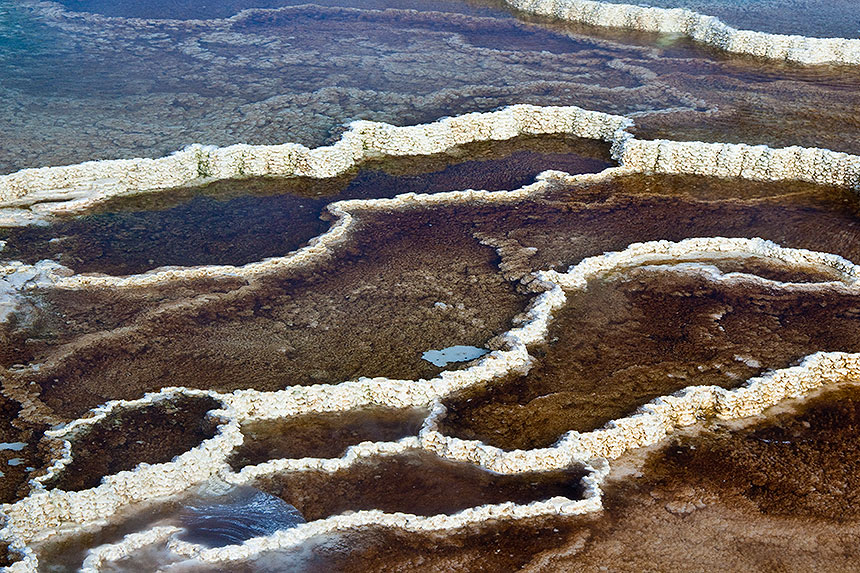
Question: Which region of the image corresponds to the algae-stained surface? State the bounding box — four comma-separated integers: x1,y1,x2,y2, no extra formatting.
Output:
229,407,428,467
441,266,860,449
41,395,222,492
252,451,587,520
3,0,860,570
517,385,860,572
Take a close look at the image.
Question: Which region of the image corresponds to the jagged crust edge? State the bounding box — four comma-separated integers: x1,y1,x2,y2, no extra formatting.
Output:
5,237,860,571
0,105,629,208
1,104,859,290
504,0,860,65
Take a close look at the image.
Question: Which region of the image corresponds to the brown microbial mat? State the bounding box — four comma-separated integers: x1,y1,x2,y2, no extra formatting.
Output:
465,174,860,276
440,265,860,449
0,275,249,373
525,385,860,572
8,173,860,422
253,451,586,520
16,205,529,420
39,395,221,492
643,385,860,521
0,136,612,275
0,394,45,505
229,408,428,469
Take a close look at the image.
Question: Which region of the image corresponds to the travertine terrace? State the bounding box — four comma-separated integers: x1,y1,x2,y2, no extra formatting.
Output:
2,0,860,570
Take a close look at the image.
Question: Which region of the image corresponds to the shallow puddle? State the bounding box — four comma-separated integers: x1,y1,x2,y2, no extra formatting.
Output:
31,496,186,573
178,486,305,548
27,452,585,570
22,205,529,420
0,136,611,275
52,0,516,21
41,395,221,492
253,450,586,520
441,265,860,449
10,173,860,422
229,407,427,468
165,516,588,572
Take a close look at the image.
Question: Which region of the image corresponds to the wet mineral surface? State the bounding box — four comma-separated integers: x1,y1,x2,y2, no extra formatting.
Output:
188,385,860,572
6,173,860,421
3,0,860,173
252,451,586,520
441,265,860,449
3,0,860,570
229,407,428,468
0,135,612,275
40,395,222,492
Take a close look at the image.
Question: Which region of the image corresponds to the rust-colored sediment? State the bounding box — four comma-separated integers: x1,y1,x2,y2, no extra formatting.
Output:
40,395,221,492
253,451,586,521
441,267,860,449
229,408,428,469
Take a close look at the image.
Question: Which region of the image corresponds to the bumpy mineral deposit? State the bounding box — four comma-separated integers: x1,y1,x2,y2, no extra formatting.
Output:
1,0,860,571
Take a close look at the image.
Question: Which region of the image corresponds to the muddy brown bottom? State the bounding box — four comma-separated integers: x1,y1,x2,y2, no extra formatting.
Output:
229,407,428,469
441,266,860,449
253,450,586,521
13,206,527,420
0,136,612,276
10,173,860,422
40,395,221,492
0,394,45,505
529,384,860,572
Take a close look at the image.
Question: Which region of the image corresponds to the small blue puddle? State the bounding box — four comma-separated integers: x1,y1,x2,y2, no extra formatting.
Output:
179,486,305,548
422,345,489,367
0,442,26,451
